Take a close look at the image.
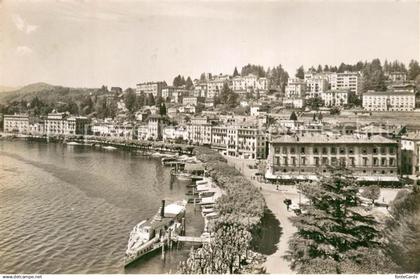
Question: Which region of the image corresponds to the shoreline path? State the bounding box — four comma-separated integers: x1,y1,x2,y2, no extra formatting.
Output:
224,156,298,274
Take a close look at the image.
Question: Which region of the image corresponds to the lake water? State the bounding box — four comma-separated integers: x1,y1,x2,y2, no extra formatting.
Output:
0,140,204,274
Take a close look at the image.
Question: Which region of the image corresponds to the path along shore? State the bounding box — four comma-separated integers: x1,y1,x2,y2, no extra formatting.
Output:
224,156,298,274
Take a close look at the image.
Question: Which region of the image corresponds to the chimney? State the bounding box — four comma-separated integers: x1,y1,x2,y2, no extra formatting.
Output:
160,200,165,218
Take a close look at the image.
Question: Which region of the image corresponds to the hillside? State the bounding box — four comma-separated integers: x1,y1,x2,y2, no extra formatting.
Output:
0,82,97,104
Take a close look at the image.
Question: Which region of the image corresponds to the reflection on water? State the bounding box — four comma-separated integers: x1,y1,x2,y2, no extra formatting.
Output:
0,140,203,274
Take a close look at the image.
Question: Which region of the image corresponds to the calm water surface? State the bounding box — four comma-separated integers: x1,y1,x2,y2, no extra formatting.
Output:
0,140,203,274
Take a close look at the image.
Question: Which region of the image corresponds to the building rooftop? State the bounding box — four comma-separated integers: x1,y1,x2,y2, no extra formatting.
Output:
363,90,415,96
271,134,397,144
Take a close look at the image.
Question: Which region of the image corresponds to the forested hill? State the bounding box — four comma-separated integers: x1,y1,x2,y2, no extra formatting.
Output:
0,82,96,105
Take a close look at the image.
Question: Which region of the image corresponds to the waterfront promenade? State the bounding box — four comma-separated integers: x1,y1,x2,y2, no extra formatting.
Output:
225,156,297,274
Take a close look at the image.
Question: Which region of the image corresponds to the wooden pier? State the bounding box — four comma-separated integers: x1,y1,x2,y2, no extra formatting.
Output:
171,235,211,244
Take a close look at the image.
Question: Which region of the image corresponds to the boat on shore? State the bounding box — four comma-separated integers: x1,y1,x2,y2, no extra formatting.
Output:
66,141,81,146
124,200,186,267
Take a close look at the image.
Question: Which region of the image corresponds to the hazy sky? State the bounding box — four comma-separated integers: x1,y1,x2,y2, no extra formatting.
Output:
0,0,419,89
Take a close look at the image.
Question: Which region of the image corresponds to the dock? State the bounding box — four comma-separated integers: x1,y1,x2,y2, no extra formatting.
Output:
171,235,211,244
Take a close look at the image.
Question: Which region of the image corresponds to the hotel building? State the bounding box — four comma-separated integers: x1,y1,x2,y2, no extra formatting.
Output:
362,91,415,111
266,134,399,182
136,81,167,98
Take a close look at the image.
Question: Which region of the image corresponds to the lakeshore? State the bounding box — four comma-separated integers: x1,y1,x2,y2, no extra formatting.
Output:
0,137,273,273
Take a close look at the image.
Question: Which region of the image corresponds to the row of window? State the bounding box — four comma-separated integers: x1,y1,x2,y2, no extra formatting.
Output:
274,146,395,155
274,156,396,167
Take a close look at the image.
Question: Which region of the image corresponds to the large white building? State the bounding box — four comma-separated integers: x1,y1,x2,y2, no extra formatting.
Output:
285,78,306,98
136,81,167,98
232,74,268,93
3,114,29,134
362,91,415,111
329,71,362,95
305,77,329,98
206,75,230,99
321,89,349,107
266,134,399,182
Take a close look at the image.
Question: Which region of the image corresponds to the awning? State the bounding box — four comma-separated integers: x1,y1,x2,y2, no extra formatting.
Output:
356,176,400,182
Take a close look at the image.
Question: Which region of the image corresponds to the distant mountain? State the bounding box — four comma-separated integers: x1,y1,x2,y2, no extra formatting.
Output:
0,82,97,104
0,85,21,93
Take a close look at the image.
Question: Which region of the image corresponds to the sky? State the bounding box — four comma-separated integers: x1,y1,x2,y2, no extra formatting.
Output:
0,0,419,89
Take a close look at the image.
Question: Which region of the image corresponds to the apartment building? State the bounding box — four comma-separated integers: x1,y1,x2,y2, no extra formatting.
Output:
266,134,399,182
162,86,176,99
187,123,212,145
285,78,306,98
305,77,329,98
136,81,167,98
3,114,29,134
45,113,89,135
283,98,305,109
232,74,268,93
225,125,266,159
387,72,407,83
400,132,420,176
193,83,208,98
329,71,362,95
362,91,415,111
183,97,198,106
321,89,349,107
206,75,230,99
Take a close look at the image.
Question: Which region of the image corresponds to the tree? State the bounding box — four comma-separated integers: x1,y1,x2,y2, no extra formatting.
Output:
408,60,420,81
384,186,420,273
241,64,266,77
316,65,323,73
159,102,167,116
233,67,239,77
145,93,155,106
179,223,253,274
289,111,298,121
267,65,289,92
219,83,238,108
306,97,324,110
185,76,194,90
286,170,382,274
295,66,305,79
330,106,340,115
173,75,186,87
123,89,137,112
361,185,381,205
362,59,387,92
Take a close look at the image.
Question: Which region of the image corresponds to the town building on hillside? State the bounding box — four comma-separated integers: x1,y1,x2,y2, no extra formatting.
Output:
386,71,407,83
206,75,230,98
162,86,176,100
362,91,415,111
266,134,399,183
400,132,420,176
3,114,29,134
285,78,306,98
321,89,349,107
305,77,329,98
329,71,362,95
136,81,167,98
193,83,208,98
232,74,268,94
283,98,305,109
183,97,198,106
147,114,164,140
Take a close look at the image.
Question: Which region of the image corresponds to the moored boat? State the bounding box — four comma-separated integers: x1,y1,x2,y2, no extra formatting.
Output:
124,200,186,267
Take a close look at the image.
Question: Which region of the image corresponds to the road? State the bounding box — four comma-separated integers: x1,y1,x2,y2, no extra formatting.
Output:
225,156,298,274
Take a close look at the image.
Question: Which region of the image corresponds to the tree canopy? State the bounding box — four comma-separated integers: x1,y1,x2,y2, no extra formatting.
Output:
286,170,388,274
